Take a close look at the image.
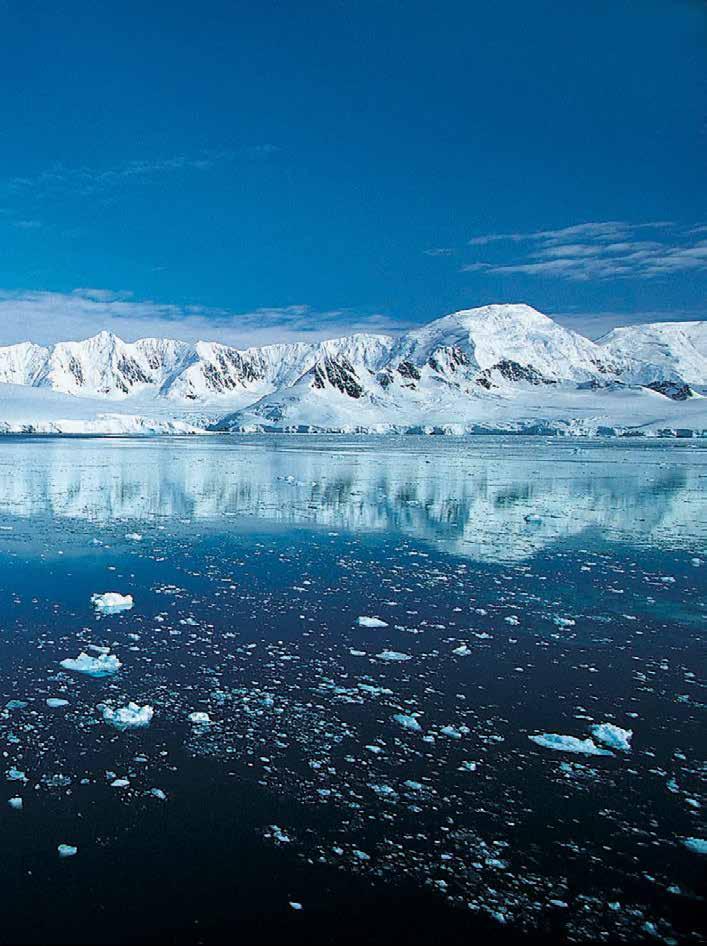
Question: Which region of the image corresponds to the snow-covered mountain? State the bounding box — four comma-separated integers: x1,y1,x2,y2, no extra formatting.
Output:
597,321,707,387
0,304,705,436
215,304,706,435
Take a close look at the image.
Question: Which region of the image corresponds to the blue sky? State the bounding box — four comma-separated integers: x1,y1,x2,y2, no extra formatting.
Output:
0,0,705,345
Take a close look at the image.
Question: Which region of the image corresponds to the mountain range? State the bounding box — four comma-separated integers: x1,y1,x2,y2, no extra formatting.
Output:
0,304,705,436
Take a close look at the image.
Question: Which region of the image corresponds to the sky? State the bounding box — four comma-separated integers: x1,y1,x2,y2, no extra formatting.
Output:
0,0,705,346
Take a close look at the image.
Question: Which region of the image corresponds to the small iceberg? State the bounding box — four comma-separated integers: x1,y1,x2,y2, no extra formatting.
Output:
60,652,122,678
100,702,154,731
188,711,211,724
376,649,411,662
8,797,23,810
356,616,388,628
46,698,69,708
392,713,422,732
529,733,613,756
91,592,133,614
58,844,78,858
682,837,707,855
591,722,633,752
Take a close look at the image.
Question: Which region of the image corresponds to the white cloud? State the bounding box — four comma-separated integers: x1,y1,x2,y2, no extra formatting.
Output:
460,221,707,282
0,289,407,348
2,146,279,200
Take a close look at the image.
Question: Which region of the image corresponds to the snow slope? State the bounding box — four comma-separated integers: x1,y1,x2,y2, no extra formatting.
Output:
0,384,200,435
598,321,707,386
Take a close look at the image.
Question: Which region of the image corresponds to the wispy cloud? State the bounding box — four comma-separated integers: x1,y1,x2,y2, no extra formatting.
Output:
460,221,707,281
2,146,279,200
0,288,406,348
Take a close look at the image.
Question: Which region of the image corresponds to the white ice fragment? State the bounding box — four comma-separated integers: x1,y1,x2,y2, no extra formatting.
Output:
356,616,388,628
441,725,463,739
552,616,576,628
7,766,27,782
8,797,23,810
591,722,633,752
149,788,167,800
188,711,211,724
452,644,471,656
58,844,77,857
111,778,130,788
61,652,122,677
392,713,422,732
125,533,143,541
682,837,707,855
46,698,69,708
100,702,154,731
289,902,303,911
529,733,613,756
376,649,411,662
91,592,133,613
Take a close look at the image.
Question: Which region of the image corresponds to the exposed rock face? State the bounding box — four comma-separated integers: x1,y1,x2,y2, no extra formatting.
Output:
646,380,694,401
475,359,556,389
312,356,364,398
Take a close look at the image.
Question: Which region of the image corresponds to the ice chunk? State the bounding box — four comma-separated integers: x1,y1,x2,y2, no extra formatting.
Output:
46,698,69,708
356,616,388,628
188,711,211,724
392,713,422,732
58,844,78,858
91,592,133,613
60,652,122,677
591,722,633,752
452,644,471,656
376,649,411,662
100,702,154,731
529,733,613,756
7,766,27,782
8,797,22,810
150,788,167,801
682,837,707,855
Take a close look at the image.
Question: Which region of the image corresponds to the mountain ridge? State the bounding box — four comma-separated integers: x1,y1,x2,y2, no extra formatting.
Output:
0,304,705,437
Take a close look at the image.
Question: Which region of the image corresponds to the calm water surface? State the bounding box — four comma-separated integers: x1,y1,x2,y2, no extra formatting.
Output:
0,436,704,945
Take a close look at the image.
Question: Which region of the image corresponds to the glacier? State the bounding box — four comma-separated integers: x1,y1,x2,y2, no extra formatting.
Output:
0,303,705,437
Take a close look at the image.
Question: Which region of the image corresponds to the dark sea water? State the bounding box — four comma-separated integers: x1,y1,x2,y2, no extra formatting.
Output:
0,436,704,945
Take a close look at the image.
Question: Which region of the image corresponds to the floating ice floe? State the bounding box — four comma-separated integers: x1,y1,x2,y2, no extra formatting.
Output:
188,711,211,724
392,712,422,732
5,700,28,711
682,837,707,855
452,644,471,656
7,766,27,782
125,533,142,541
356,616,389,628
591,722,633,752
529,733,614,756
60,652,122,677
289,902,303,911
150,788,167,801
46,698,69,708
376,649,411,662
58,844,77,858
100,702,154,731
91,592,133,613
8,797,22,810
